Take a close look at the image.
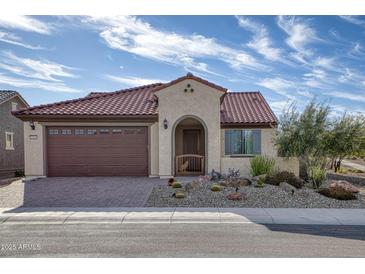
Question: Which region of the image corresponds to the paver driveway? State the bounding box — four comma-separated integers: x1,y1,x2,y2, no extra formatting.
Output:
0,177,165,208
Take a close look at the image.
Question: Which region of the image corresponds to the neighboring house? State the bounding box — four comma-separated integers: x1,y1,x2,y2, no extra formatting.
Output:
0,90,29,178
13,73,298,178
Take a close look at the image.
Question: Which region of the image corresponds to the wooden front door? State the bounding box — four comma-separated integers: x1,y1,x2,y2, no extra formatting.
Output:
183,129,200,154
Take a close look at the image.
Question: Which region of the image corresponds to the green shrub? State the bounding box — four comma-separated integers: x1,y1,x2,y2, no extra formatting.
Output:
255,176,265,188
14,170,24,177
211,184,222,191
308,165,326,189
175,192,185,199
265,170,303,188
172,181,182,188
250,155,275,177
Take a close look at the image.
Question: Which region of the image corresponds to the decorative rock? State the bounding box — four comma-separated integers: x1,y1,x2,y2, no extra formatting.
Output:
329,180,359,193
226,177,252,188
280,182,297,193
226,192,245,201
175,192,185,199
185,180,201,192
168,178,176,186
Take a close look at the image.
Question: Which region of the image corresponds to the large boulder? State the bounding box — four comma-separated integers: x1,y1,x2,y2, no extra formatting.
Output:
329,180,359,193
318,180,359,200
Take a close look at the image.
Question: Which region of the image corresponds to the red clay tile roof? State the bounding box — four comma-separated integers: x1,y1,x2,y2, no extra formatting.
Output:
13,74,277,125
14,83,163,117
221,92,277,125
152,72,227,93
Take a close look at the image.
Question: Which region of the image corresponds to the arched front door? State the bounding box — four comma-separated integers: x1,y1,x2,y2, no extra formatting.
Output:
174,117,206,176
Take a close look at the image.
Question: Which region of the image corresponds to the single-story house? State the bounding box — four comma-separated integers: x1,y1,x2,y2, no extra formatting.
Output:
0,90,29,178
13,73,298,178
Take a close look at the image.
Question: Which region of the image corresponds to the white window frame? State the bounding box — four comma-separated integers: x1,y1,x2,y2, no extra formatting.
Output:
11,102,18,111
5,132,14,150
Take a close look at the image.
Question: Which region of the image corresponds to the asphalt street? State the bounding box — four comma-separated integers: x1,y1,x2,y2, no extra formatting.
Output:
0,223,364,257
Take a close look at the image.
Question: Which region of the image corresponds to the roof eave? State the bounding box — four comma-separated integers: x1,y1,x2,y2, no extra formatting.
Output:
221,122,278,128
13,114,158,122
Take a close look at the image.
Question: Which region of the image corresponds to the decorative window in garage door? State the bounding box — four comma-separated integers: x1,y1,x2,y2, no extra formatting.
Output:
99,128,109,134
87,129,97,135
122,128,145,134
75,129,85,135
61,129,72,135
48,129,59,135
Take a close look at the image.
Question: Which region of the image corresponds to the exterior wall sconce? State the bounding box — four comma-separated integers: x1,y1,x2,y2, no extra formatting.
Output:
29,121,35,130
163,119,168,129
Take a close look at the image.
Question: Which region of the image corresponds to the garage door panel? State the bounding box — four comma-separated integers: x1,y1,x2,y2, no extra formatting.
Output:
47,126,148,176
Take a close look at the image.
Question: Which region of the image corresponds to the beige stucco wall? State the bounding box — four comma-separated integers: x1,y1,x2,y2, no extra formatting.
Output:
155,79,224,178
220,128,299,176
24,121,45,176
149,122,159,177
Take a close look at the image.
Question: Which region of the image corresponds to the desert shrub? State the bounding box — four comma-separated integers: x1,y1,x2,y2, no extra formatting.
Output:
172,181,182,188
255,176,265,188
209,169,223,181
210,184,222,192
265,170,303,189
14,170,24,177
308,165,326,189
224,168,240,179
175,192,185,199
250,155,275,177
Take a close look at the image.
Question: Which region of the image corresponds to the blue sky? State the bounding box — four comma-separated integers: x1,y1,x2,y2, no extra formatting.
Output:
0,15,364,115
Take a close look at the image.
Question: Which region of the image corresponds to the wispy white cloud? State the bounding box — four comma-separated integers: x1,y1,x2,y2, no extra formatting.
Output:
104,75,165,86
0,74,80,93
258,77,296,99
0,16,53,34
277,16,318,57
82,16,266,74
327,91,365,103
236,16,285,63
0,31,45,50
339,16,365,26
0,51,78,82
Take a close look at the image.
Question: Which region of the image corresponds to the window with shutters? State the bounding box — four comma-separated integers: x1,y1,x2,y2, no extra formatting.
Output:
224,129,261,156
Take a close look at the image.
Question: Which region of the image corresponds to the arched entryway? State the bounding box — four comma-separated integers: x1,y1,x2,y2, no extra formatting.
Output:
172,116,207,176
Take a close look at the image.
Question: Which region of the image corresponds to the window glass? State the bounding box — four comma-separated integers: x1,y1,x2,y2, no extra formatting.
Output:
75,129,85,135
5,132,14,150
99,129,109,134
245,130,253,154
61,129,72,135
87,129,97,135
225,129,259,155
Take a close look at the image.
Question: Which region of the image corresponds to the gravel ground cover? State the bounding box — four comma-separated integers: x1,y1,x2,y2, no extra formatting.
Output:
145,181,365,208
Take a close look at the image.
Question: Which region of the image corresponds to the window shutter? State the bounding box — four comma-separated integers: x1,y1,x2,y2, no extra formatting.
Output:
252,129,261,155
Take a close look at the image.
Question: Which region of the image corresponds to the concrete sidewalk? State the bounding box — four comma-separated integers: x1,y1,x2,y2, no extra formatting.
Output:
1,207,365,225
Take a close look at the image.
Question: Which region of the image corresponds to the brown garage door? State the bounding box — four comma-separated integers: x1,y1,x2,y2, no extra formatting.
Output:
46,126,148,176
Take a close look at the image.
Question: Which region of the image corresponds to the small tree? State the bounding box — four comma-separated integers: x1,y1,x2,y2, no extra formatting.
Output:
276,100,330,177
324,114,365,172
